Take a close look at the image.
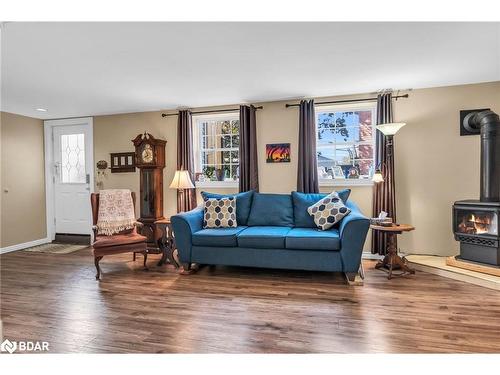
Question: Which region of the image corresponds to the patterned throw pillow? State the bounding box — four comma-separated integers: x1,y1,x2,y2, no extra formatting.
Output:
307,191,351,230
203,197,237,228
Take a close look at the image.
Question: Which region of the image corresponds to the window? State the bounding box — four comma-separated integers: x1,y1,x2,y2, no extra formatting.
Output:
193,113,240,185
316,103,376,184
60,133,86,183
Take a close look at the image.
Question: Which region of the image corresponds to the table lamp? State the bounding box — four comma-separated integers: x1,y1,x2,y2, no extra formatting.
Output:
169,170,195,212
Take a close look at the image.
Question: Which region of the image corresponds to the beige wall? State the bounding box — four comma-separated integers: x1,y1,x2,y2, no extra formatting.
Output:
93,100,374,226
94,111,179,220
1,112,46,247
2,82,497,253
254,98,374,250
93,81,500,256
394,81,500,256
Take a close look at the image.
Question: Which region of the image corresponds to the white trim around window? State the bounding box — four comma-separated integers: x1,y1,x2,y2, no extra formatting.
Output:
315,101,377,187
195,180,239,188
192,112,240,187
319,178,373,187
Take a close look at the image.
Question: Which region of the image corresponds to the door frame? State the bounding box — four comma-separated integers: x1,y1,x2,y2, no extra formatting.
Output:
44,117,94,240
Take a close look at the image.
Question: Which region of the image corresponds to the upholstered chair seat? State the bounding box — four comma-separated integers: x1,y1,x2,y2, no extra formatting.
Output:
93,230,147,249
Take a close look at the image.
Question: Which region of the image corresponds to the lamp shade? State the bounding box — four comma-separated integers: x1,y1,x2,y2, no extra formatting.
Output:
372,169,384,183
169,170,195,189
376,122,406,136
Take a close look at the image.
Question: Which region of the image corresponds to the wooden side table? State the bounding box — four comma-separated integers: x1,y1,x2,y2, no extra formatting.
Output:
155,218,180,268
371,223,415,279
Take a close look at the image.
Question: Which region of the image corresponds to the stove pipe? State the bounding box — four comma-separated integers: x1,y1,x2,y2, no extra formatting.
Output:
463,110,500,202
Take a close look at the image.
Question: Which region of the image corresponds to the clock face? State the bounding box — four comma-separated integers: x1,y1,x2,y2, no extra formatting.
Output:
141,144,154,163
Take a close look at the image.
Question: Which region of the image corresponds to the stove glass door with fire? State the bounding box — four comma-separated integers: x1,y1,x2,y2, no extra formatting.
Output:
455,209,498,237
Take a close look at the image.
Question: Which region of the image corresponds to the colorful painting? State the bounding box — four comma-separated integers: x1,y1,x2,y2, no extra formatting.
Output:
266,143,291,163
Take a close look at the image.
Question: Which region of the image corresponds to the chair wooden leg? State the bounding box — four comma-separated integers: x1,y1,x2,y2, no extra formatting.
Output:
94,256,103,280
133,252,136,261
142,251,148,270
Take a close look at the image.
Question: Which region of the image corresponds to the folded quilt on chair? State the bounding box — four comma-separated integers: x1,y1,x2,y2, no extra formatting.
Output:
96,189,135,235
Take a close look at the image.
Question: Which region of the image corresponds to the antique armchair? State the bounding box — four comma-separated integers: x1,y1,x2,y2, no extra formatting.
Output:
91,192,148,280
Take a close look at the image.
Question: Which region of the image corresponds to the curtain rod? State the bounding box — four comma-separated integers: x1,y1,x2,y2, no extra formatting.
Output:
285,94,409,108
162,106,263,117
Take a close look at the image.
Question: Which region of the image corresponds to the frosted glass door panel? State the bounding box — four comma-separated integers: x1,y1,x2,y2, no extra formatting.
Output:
61,133,86,183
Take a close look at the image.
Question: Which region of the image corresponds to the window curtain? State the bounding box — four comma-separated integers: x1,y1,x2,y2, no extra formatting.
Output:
239,105,259,192
177,110,197,212
371,93,397,255
297,99,319,193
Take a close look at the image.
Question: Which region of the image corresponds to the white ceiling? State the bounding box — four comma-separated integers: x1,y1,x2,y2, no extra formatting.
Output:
1,22,499,119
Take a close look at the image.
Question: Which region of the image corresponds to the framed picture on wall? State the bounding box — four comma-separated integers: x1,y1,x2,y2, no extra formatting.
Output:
266,143,291,163
110,152,136,173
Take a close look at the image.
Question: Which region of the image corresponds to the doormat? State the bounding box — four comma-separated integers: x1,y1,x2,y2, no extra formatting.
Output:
24,243,88,254
446,256,500,277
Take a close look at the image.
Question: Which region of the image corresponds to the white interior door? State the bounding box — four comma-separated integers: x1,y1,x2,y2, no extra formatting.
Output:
51,122,93,235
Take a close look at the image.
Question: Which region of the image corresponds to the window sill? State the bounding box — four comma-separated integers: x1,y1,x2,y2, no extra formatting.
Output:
319,178,373,187
195,180,239,189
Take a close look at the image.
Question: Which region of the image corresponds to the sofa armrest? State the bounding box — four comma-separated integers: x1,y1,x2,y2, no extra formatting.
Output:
338,201,370,272
171,206,204,264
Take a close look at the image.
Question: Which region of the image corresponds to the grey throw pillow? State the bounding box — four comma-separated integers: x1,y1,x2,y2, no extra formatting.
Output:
203,197,237,228
307,191,351,230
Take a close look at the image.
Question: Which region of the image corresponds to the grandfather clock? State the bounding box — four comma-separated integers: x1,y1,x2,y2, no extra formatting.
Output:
132,132,167,250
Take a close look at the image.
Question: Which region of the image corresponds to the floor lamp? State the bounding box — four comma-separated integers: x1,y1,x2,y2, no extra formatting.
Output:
371,122,415,276
372,122,406,183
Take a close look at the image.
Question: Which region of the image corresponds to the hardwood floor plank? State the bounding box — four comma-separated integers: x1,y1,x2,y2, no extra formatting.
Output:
1,249,500,353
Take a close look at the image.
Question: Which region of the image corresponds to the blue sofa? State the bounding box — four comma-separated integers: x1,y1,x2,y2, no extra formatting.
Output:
171,190,370,283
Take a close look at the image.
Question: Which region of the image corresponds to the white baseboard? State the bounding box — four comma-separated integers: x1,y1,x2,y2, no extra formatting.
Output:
0,237,51,254
362,251,383,260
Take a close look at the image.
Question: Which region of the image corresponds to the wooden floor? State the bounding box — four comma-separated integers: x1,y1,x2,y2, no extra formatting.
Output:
1,248,500,353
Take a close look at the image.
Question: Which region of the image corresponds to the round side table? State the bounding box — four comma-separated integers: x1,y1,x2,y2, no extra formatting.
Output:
371,223,415,279
155,218,180,268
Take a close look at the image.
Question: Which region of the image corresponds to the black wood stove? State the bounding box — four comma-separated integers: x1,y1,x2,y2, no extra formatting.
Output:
453,110,500,266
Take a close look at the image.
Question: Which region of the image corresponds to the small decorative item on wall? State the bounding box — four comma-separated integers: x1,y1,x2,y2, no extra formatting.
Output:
266,143,291,163
460,108,490,136
110,152,136,173
96,160,108,175
96,160,108,189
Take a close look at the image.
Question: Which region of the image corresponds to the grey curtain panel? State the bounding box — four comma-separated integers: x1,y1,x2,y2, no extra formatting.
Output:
239,105,259,192
297,99,319,193
371,93,397,255
177,110,197,213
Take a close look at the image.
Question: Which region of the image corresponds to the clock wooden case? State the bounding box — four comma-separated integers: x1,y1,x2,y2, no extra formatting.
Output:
132,132,167,250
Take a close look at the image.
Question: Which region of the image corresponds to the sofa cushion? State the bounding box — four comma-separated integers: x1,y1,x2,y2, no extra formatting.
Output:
307,191,351,230
247,193,294,227
285,227,340,251
192,226,248,247
237,226,292,249
292,189,351,228
201,190,254,225
203,197,237,228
